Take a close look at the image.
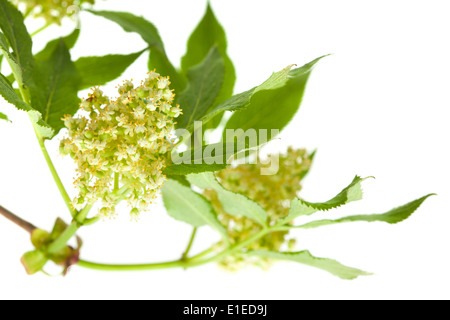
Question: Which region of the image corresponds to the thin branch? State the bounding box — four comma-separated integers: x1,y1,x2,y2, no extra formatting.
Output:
0,206,36,234
181,227,198,261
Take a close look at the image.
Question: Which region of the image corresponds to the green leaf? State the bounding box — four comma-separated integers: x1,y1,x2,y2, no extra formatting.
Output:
0,111,9,121
161,179,227,239
181,3,236,129
75,50,144,90
177,47,225,129
165,140,252,175
31,39,81,136
0,32,13,62
89,10,186,95
248,251,371,280
0,73,54,137
0,0,34,90
225,56,326,140
20,250,48,275
283,176,369,223
89,10,163,48
165,174,190,187
187,172,267,226
35,28,80,61
194,64,295,131
165,163,226,176
296,194,436,229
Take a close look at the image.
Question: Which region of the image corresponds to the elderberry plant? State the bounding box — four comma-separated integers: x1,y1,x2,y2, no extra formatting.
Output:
0,0,434,279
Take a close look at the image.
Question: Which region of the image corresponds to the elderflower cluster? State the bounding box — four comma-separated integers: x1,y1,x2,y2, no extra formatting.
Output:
60,72,182,218
13,0,95,25
204,148,313,270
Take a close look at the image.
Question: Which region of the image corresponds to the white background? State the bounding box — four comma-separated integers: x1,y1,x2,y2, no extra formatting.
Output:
0,0,449,300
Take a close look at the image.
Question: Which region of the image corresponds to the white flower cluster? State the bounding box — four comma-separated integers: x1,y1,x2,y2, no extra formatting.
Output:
12,0,95,25
60,72,182,218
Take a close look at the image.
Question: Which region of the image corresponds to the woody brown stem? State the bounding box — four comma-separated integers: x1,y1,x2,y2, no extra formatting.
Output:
0,206,36,234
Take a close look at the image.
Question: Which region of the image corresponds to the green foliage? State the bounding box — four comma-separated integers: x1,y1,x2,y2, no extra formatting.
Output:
0,111,9,121
177,47,225,129
0,73,53,137
181,3,236,130
75,50,145,90
283,176,369,222
187,172,268,226
34,28,80,61
0,0,56,137
296,194,436,229
248,251,371,280
225,56,326,140
31,39,81,135
0,0,34,92
196,64,297,131
162,179,227,239
0,3,435,279
89,10,186,95
165,140,253,175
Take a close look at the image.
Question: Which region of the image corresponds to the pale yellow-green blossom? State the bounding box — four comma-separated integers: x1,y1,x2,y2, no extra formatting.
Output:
13,0,95,25
60,73,181,218
204,148,313,270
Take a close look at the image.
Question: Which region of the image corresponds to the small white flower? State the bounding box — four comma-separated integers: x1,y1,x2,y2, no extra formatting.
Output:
157,77,170,89
93,140,107,152
93,88,104,98
126,145,137,155
134,124,147,134
133,107,146,120
148,71,160,80
100,109,115,122
110,163,122,172
124,125,135,137
160,102,171,113
88,154,102,166
81,101,92,112
163,89,174,101
130,153,141,162
138,138,153,149
156,118,166,129
146,102,157,111
116,114,128,126
154,90,163,100
170,106,182,117
115,149,128,161
159,145,168,154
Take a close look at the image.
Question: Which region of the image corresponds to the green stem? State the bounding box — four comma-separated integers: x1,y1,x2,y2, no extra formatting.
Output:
33,127,77,218
47,205,94,254
77,228,273,272
191,228,271,267
114,173,119,191
47,222,79,254
77,259,188,271
188,243,221,261
181,227,197,260
30,22,52,37
23,7,34,19
76,204,93,223
3,45,76,219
